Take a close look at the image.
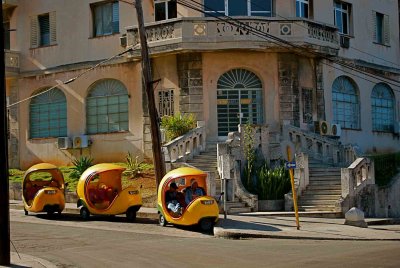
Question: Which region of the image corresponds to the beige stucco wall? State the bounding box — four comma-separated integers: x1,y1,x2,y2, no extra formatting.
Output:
323,62,400,154
17,62,144,169
202,51,280,141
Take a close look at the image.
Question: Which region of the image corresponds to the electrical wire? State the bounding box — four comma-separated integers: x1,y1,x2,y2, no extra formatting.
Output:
7,48,133,108
176,0,400,90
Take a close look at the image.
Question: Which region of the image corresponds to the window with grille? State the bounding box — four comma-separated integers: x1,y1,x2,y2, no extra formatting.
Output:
302,88,313,124
372,83,395,132
30,12,56,48
334,1,351,35
217,69,263,136
204,0,273,17
155,0,177,21
332,76,360,129
92,1,119,37
86,79,129,134
157,89,174,117
30,88,67,139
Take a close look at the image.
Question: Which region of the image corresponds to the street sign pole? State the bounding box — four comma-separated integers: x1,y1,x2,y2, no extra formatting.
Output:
287,146,300,230
0,2,11,265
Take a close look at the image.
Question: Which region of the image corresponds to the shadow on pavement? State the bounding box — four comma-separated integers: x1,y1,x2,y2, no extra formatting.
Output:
219,218,282,232
33,213,158,224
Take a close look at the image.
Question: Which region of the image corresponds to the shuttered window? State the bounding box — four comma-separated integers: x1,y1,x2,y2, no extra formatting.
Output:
30,88,67,139
372,83,395,132
373,11,390,45
92,1,119,37
86,79,129,134
30,12,57,48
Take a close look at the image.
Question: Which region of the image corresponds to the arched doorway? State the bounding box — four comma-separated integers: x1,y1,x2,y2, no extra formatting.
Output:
217,69,263,137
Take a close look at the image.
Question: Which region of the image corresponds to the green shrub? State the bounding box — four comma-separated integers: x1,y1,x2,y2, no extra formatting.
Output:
161,113,196,141
369,152,400,186
123,152,153,178
69,156,94,181
257,164,291,200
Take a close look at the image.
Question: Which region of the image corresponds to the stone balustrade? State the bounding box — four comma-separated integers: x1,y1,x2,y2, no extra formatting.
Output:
340,157,375,212
162,124,206,172
125,18,339,56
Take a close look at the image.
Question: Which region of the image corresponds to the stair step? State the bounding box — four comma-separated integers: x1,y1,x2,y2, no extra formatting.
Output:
306,184,341,190
225,202,246,209
300,195,341,201
309,176,341,180
299,200,338,206
228,206,252,214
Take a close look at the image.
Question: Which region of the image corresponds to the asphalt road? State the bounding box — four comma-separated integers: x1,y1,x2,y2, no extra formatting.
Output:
9,209,400,268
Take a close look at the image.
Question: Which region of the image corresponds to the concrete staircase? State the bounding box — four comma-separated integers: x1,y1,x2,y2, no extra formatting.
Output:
298,159,342,214
187,143,251,214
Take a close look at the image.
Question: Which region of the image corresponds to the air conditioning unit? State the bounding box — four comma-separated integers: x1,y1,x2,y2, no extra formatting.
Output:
331,124,342,137
57,137,72,150
120,34,127,47
73,135,89,149
319,121,331,135
340,35,350,49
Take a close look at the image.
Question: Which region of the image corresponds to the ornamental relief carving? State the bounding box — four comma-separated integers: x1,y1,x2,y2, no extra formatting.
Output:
216,21,270,36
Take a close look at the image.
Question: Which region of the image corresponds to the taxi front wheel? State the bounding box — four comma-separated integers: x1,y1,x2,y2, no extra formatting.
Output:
159,214,167,227
80,207,90,220
126,207,137,222
199,218,213,232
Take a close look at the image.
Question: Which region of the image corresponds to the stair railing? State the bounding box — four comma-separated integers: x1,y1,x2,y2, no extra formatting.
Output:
162,121,206,172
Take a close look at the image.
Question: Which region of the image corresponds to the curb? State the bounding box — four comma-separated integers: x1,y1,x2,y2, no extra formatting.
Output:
213,227,400,241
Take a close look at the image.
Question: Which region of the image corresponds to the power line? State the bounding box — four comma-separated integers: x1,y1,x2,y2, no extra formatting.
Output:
177,0,400,90
7,48,133,108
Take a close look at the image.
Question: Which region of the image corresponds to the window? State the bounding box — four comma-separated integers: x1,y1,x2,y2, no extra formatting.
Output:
296,0,311,18
332,76,360,129
204,0,273,17
92,1,119,37
334,1,351,35
3,22,10,50
371,83,395,132
373,11,390,45
157,89,174,117
30,12,56,48
30,88,67,138
86,79,129,134
155,0,177,21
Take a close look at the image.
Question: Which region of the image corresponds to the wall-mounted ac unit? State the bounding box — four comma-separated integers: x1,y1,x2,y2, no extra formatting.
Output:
73,135,89,149
57,137,72,150
331,124,342,137
319,121,331,135
340,35,350,48
120,34,127,47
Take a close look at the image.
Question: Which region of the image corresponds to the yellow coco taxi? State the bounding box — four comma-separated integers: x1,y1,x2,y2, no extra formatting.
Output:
22,163,66,215
76,163,142,221
158,167,220,231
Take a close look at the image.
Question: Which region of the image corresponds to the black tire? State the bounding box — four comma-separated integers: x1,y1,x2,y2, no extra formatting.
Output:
47,210,55,215
24,209,28,216
126,208,137,222
159,214,167,227
199,218,213,232
80,207,90,220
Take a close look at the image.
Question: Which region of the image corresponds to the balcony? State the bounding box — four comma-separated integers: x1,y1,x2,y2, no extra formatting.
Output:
125,17,339,57
5,50,20,75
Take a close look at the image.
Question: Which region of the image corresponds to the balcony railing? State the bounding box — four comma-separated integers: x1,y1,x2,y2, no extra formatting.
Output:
125,17,339,56
5,50,19,74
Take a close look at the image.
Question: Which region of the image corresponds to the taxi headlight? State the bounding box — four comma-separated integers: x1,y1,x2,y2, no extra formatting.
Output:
45,190,56,195
200,200,214,205
129,190,139,195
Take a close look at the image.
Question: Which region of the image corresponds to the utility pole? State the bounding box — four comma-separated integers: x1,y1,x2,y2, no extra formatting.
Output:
135,0,165,187
0,2,11,265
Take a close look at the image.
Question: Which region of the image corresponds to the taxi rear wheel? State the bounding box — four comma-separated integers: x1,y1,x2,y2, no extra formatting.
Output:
24,209,28,216
199,218,213,232
80,207,90,220
126,208,137,222
159,214,167,227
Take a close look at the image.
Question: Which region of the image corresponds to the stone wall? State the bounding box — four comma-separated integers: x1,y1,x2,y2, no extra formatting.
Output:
8,79,19,168
315,60,325,120
177,53,204,121
278,54,300,127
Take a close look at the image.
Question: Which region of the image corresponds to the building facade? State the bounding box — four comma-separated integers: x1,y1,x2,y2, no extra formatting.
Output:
3,0,400,169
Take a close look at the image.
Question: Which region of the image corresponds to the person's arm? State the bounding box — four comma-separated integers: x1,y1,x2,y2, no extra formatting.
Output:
185,189,191,205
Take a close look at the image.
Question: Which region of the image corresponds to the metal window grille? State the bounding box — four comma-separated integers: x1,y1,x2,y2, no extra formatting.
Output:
302,88,313,124
157,89,174,117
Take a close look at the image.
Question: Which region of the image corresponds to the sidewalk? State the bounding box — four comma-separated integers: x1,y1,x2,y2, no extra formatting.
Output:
10,200,400,241
0,252,57,268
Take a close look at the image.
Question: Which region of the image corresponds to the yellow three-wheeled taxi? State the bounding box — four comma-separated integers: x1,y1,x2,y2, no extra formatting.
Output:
158,167,220,231
76,163,142,221
22,163,66,215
